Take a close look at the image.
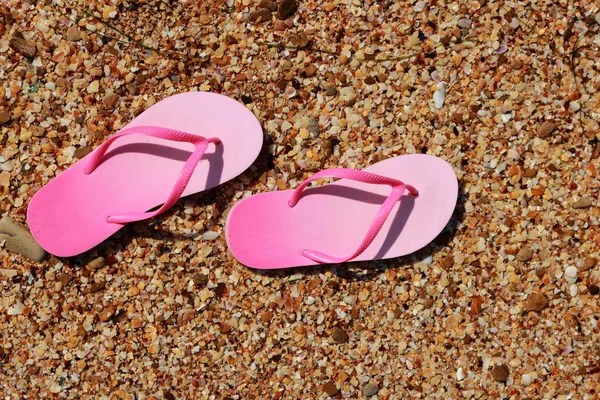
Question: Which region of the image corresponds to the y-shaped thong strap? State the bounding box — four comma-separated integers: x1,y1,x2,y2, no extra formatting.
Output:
84,125,221,224
288,168,418,264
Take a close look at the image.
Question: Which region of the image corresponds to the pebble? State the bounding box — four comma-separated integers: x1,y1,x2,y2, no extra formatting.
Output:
103,92,120,107
564,266,578,285
331,327,348,343
470,296,483,314
98,306,115,322
273,20,287,31
0,216,47,262
307,116,320,136
127,286,140,296
56,273,74,287
87,257,106,270
491,364,509,382
9,36,37,58
250,9,272,23
516,246,533,262
66,26,81,41
260,310,273,324
304,64,317,77
582,256,596,271
536,121,557,138
89,281,106,293
322,381,339,397
457,18,473,29
289,32,310,48
260,0,277,12
7,302,25,315
87,80,100,94
442,255,454,268
523,293,548,312
456,367,465,381
573,197,593,209
362,382,379,397
433,82,446,109
325,86,337,96
589,284,599,295
74,146,93,159
0,111,11,124
202,231,219,241
277,0,297,19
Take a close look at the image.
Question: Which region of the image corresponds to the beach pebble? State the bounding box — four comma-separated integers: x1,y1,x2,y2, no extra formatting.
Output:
362,382,379,397
89,281,106,293
87,80,99,94
250,9,271,22
66,26,81,41
325,86,337,96
202,231,219,241
322,382,339,397
523,293,548,312
7,302,25,315
414,1,427,11
277,0,297,19
457,367,465,381
98,306,115,322
582,256,596,271
307,116,320,136
9,36,37,58
457,18,472,29
332,327,348,343
56,273,74,287
87,257,106,270
103,92,120,107
536,121,557,138
516,246,533,262
0,216,47,262
573,197,593,209
433,82,446,109
564,266,578,285
0,111,11,124
491,364,509,382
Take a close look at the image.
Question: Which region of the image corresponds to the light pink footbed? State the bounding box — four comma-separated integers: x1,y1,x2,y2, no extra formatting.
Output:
27,92,263,257
225,154,458,269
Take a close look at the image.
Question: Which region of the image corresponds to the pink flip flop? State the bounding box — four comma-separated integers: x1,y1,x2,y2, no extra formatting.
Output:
27,92,263,257
225,154,458,269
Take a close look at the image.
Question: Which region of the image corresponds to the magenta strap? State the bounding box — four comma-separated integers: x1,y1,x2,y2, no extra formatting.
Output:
84,125,221,224
288,168,418,264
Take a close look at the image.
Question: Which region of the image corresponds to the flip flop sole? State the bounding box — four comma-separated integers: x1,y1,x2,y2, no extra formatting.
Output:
27,92,263,257
225,154,458,269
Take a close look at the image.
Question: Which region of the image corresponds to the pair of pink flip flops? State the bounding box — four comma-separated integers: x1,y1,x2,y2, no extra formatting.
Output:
27,92,458,269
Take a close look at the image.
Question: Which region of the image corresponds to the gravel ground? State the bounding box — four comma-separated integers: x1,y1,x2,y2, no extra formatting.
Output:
1,0,600,398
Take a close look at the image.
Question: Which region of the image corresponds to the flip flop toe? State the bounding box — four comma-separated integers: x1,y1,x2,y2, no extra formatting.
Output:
27,92,263,257
225,154,458,269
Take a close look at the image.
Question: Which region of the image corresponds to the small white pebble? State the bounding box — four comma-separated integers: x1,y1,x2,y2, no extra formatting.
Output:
507,149,520,160
7,302,24,315
414,1,427,11
456,368,465,381
565,266,578,285
202,231,219,241
570,284,578,297
457,18,472,28
433,82,446,109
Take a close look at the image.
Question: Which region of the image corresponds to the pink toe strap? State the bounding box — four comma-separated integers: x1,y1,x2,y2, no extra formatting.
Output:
84,125,221,224
288,168,418,264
